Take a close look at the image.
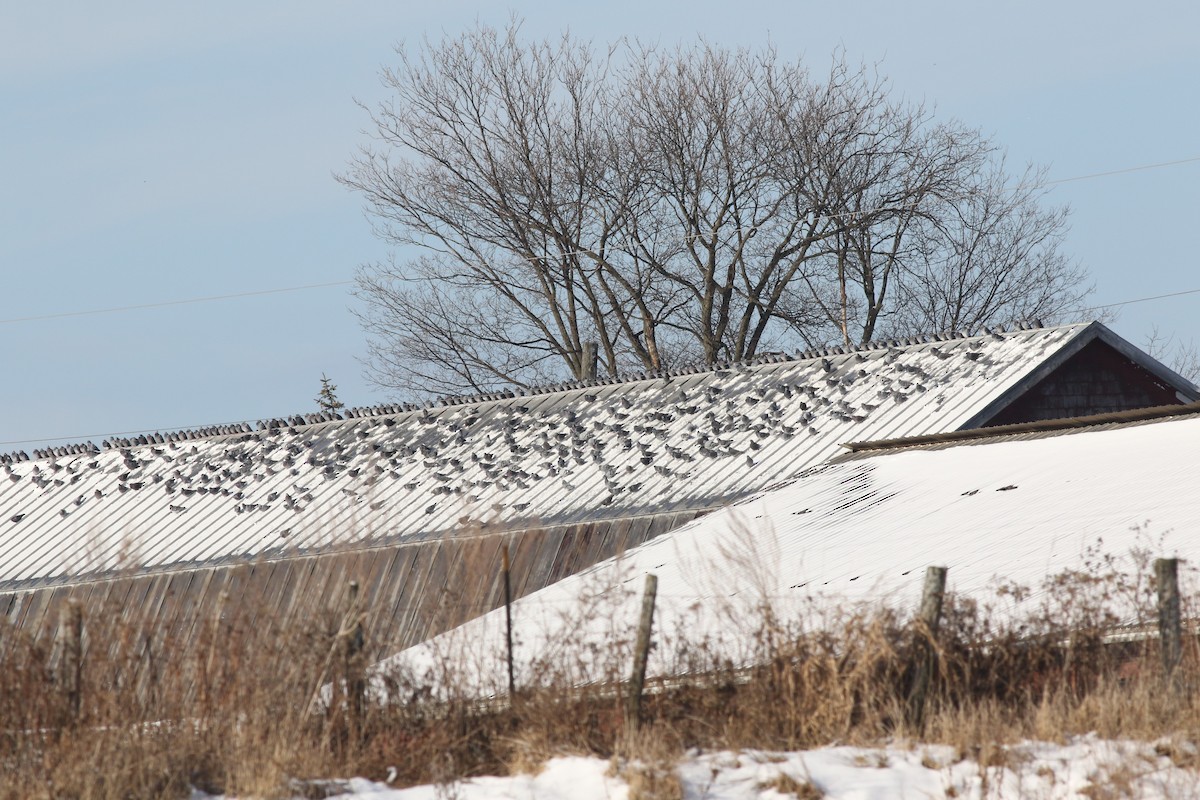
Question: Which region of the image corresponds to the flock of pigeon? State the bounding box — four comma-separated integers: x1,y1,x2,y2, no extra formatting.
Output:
0,323,1078,586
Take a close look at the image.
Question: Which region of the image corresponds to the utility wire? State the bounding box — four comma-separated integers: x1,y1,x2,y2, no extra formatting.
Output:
7,282,1200,447
1082,286,1200,313
1,155,1197,446
3,155,1198,325
1042,155,1200,186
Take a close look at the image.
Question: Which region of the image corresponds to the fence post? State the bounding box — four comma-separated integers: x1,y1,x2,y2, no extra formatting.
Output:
57,598,83,724
906,566,947,730
502,544,516,700
1155,558,1182,690
625,574,658,736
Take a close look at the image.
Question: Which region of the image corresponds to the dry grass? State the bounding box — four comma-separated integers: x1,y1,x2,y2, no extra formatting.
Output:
759,772,825,798
1,547,1198,797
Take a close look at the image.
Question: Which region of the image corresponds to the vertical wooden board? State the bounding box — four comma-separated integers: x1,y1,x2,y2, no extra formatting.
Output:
347,550,382,652
257,560,291,624
276,557,318,628
134,575,172,637
349,550,381,607
546,525,585,584
375,550,409,653
371,546,407,634
21,582,60,644
354,549,394,644
303,555,333,619
406,539,446,646
585,519,624,567
620,516,653,555
148,573,179,630
199,567,234,620
27,587,63,647
336,550,371,613
400,540,436,645
99,576,140,628
232,562,264,623
150,573,182,642
380,546,422,651
0,591,27,659
455,536,501,626
240,561,271,621
285,557,317,626
0,590,21,623
263,559,292,626
325,552,362,617
64,582,108,661
551,521,595,583
178,567,219,645
218,562,256,630
438,538,478,630
566,522,608,581
511,529,550,598
436,538,469,623
163,573,202,642
120,573,156,631
315,553,353,618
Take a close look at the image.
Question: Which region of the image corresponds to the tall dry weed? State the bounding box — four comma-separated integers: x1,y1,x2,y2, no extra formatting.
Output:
1,537,1197,796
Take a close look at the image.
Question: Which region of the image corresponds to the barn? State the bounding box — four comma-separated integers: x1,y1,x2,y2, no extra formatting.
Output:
1,320,1194,657
403,401,1200,692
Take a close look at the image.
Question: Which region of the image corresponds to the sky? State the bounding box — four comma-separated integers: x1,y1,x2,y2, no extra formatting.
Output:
3,1,1199,451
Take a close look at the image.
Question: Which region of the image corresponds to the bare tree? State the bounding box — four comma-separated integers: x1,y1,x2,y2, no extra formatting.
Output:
342,23,1090,396
1143,325,1200,382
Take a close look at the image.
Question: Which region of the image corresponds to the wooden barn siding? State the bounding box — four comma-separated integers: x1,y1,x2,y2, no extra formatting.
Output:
0,510,703,660
987,340,1185,426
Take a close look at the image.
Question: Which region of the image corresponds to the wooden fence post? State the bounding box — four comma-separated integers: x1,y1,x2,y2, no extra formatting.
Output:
906,566,947,730
1155,558,1182,690
58,599,83,724
625,574,658,736
502,544,516,700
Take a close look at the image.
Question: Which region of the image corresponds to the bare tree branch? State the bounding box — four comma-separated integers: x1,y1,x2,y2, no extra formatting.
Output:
341,23,1089,395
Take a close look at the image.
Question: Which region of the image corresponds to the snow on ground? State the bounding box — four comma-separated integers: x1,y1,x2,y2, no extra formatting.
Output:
199,736,1200,799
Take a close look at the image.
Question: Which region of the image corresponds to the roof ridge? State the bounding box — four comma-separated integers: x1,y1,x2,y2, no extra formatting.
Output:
0,318,1065,465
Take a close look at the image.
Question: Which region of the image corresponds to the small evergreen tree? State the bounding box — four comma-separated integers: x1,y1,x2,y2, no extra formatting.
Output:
316,373,345,414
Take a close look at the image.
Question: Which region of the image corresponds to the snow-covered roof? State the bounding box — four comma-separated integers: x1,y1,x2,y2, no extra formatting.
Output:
0,321,1191,588
393,408,1200,692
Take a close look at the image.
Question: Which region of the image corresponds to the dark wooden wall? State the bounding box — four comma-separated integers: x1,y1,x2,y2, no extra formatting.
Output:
0,510,703,658
986,340,1185,426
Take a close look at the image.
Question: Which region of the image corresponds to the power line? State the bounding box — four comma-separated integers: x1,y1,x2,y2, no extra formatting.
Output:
1043,155,1200,186
4,155,1198,325
1082,286,1200,313
5,279,1195,448
0,281,354,325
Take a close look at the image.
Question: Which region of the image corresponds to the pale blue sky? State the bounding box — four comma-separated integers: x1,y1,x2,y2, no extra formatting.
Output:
3,2,1199,449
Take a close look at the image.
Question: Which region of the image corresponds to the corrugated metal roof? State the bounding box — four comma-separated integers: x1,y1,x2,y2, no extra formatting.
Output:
0,321,1180,587
392,411,1200,692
